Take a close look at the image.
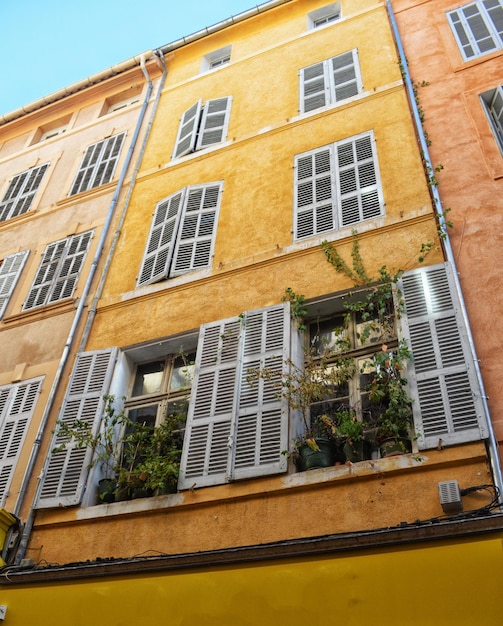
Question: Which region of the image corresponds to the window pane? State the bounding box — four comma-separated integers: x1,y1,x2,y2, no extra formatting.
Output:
128,404,159,429
170,354,195,391
132,361,165,396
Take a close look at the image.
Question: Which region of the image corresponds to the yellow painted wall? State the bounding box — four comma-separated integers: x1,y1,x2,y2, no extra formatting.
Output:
3,533,503,625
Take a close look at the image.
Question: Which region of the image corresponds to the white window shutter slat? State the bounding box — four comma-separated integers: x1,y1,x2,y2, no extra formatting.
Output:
330,49,362,102
0,250,29,319
36,349,117,509
173,100,202,159
399,263,488,449
0,163,49,222
179,319,241,489
70,133,125,196
196,97,232,150
300,61,329,113
294,146,335,240
47,231,93,303
171,183,222,276
137,191,185,287
0,378,43,507
336,131,383,227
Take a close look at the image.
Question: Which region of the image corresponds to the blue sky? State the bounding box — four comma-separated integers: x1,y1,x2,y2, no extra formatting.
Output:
0,0,260,116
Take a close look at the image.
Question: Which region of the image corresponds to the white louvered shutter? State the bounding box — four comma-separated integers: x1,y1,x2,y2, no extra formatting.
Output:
171,183,222,276
179,318,241,489
36,349,117,508
294,145,336,239
179,303,290,489
399,263,488,449
300,61,330,113
69,133,125,195
173,100,202,159
336,132,383,227
330,49,361,102
232,306,290,480
447,0,503,60
196,97,232,150
0,163,49,222
137,191,185,286
23,231,93,310
0,378,43,507
0,250,29,319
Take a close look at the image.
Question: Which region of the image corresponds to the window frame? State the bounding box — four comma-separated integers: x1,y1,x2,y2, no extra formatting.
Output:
481,85,503,155
0,163,49,223
308,3,341,29
69,132,126,196
447,0,503,61
293,131,384,241
22,230,93,311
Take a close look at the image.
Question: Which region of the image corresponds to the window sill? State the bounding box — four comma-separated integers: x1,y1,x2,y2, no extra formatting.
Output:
2,298,76,326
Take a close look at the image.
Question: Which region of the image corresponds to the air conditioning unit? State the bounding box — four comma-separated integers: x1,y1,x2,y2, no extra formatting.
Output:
438,480,463,513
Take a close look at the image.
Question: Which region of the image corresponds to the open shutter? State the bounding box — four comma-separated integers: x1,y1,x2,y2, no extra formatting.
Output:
294,145,336,239
399,263,488,449
0,378,43,507
330,49,361,102
336,131,383,227
137,191,185,287
196,97,232,150
171,183,222,276
0,250,29,319
179,303,290,489
232,305,290,480
300,61,329,113
173,100,202,159
36,349,117,509
179,317,241,489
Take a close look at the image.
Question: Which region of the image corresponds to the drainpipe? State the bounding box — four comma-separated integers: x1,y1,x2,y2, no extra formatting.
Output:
386,0,503,503
13,54,165,563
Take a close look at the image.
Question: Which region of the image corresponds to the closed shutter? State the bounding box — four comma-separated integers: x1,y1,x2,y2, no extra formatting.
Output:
137,191,184,287
300,61,329,113
70,133,126,195
331,49,361,102
0,250,29,319
399,263,488,449
36,349,117,509
23,239,68,309
171,183,222,276
196,97,232,150
336,132,382,227
0,163,49,222
179,303,290,489
48,231,93,303
0,378,43,507
448,1,503,60
173,100,202,159
294,145,335,239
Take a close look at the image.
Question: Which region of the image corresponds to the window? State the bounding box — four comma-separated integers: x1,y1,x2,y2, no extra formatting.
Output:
481,85,503,153
300,49,362,114
447,0,503,60
0,378,43,507
294,131,383,240
23,231,93,310
202,46,232,72
0,250,29,319
172,97,232,159
137,182,222,287
40,125,67,141
0,163,49,222
69,132,126,196
308,3,341,29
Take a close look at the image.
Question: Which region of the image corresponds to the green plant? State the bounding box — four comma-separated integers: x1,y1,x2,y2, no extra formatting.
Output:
282,287,308,331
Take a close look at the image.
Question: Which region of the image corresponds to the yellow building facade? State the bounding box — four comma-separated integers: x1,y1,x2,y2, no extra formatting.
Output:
0,1,501,623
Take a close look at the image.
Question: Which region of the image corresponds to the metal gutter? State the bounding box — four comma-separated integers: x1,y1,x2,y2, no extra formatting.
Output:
0,0,292,126
386,0,503,503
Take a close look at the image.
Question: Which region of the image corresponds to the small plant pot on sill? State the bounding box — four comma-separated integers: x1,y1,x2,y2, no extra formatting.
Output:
343,439,371,463
296,438,337,471
378,436,412,458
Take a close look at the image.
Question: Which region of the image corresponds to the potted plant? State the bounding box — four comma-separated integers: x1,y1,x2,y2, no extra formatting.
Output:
320,408,370,463
366,342,414,457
